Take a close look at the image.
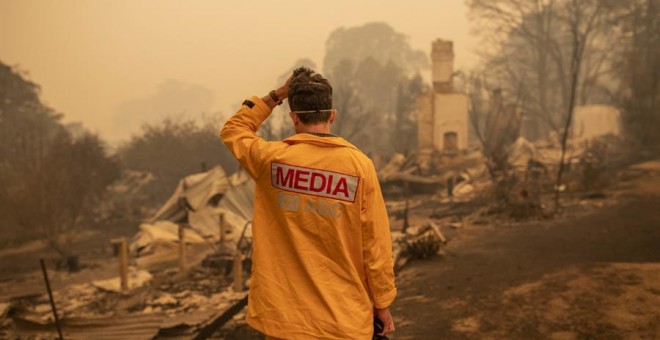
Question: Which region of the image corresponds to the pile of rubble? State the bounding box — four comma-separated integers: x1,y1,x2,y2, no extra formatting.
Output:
377,134,641,273
2,263,248,339
392,220,447,272
377,150,486,197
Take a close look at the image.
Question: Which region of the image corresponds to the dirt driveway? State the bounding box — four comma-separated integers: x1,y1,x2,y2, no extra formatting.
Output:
392,166,660,339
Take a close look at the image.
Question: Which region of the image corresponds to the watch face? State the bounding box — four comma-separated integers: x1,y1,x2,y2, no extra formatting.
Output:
270,90,280,102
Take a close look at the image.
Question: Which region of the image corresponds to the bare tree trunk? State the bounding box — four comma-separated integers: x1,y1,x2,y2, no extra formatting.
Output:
554,0,587,212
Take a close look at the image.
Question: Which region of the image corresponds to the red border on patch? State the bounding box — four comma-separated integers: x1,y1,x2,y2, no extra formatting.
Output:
270,161,360,203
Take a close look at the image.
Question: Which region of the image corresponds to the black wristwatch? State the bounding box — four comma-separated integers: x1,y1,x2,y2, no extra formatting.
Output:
269,90,283,106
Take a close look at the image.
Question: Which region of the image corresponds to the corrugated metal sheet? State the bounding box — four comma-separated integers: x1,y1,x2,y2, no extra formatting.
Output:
9,292,248,340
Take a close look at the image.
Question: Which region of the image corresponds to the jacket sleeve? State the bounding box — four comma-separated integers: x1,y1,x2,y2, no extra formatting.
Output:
361,161,397,309
219,96,272,179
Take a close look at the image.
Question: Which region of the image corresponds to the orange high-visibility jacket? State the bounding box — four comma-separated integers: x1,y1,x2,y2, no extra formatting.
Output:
220,97,396,339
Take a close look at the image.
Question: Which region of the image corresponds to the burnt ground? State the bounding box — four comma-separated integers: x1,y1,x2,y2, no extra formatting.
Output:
0,229,126,301
3,160,660,339
217,161,660,339
391,167,660,339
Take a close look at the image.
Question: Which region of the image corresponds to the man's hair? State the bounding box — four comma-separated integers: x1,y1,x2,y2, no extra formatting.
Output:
288,67,333,125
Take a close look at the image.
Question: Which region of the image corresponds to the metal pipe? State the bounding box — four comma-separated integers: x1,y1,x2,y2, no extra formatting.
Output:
39,259,64,340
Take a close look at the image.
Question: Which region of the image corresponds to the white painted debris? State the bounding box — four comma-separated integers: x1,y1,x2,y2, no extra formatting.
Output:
34,304,52,314
152,293,178,306
573,105,620,140
427,220,447,244
379,153,406,181
630,160,660,172
130,221,207,257
507,137,539,170
449,222,463,229
92,268,152,292
185,293,207,306
454,182,474,197
0,302,9,318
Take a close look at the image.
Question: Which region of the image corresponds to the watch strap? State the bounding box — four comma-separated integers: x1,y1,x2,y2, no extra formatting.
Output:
269,90,283,106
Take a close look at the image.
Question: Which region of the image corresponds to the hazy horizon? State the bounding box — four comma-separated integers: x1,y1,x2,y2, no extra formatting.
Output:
1,0,476,143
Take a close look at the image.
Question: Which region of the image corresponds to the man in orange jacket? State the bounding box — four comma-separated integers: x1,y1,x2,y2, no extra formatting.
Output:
220,67,396,339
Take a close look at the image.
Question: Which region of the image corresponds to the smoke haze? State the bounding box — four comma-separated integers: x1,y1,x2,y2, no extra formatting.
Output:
0,0,475,142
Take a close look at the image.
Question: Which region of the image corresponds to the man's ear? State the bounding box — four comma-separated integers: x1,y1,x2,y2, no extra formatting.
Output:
289,111,299,126
329,109,337,124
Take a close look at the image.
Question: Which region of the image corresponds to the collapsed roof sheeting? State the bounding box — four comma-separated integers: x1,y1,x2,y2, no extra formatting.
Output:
129,166,255,270
150,166,229,226
143,165,254,242
507,137,539,170
92,268,153,293
218,171,255,240
130,221,208,257
8,290,248,340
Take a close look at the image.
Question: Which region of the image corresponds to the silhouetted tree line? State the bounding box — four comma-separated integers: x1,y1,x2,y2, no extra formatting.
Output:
0,62,120,262
118,117,237,204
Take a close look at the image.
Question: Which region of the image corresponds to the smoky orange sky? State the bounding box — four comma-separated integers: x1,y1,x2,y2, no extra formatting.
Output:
1,0,476,144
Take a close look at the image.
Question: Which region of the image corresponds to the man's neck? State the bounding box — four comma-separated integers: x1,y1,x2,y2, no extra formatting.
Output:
298,124,331,135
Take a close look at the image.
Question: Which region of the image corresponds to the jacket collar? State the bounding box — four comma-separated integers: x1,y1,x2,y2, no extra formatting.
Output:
282,133,358,150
